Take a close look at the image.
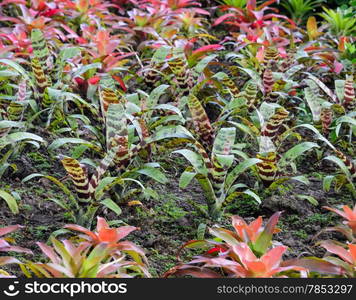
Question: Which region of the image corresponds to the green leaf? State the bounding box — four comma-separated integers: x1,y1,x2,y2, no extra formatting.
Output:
293,124,336,150
336,116,356,127
297,194,319,206
148,125,194,143
306,73,337,102
0,190,19,214
212,71,229,81
67,114,91,125
94,177,119,200
194,54,217,73
323,175,335,192
335,80,345,102
238,67,262,87
143,187,159,200
179,170,197,189
214,154,234,169
304,86,322,122
152,46,171,63
284,65,304,79
291,175,310,185
253,212,281,256
100,198,122,216
48,138,98,152
182,240,209,250
136,167,168,184
209,227,239,245
280,142,319,164
212,127,236,157
228,183,248,194
49,229,71,239
0,59,30,80
51,237,74,273
259,102,281,123
22,173,78,208
80,243,108,277
72,63,102,78
228,121,256,138
59,47,81,61
242,189,261,204
70,145,89,159
197,223,207,240
47,198,70,210
150,114,184,129
147,85,170,109
0,70,18,77
154,104,183,117
225,158,261,190
0,120,24,129
0,132,44,147
324,155,352,179
173,149,208,176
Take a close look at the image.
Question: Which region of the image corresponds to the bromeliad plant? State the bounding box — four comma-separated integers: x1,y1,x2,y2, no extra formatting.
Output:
322,204,356,241
174,94,262,219
223,100,320,192
281,0,325,23
319,6,356,37
308,204,356,278
0,224,32,278
0,73,45,182
164,212,309,278
319,241,356,278
164,211,351,278
213,0,296,47
23,97,194,226
0,28,98,129
140,44,221,108
21,217,150,278
27,28,101,127
64,216,148,265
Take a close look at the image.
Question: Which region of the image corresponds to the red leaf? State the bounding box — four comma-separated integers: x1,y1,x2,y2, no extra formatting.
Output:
263,13,296,28
112,75,127,91
192,44,223,56
76,37,88,44
207,245,227,254
74,77,85,85
257,0,277,10
88,76,100,85
41,9,62,17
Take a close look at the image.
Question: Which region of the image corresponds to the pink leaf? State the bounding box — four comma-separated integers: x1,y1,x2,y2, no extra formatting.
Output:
0,225,23,237
213,13,236,26
115,226,137,241
37,242,61,264
64,224,98,242
333,60,343,74
321,241,353,264
0,256,21,266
